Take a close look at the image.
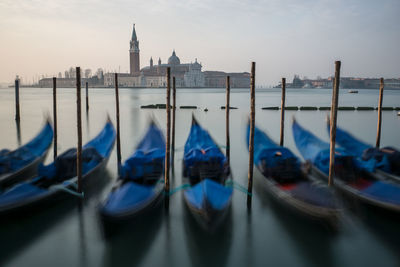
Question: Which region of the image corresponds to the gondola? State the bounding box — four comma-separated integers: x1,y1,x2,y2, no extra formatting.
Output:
292,119,400,212
248,123,340,221
0,119,116,216
99,120,165,224
326,120,400,183
182,115,232,232
0,119,53,188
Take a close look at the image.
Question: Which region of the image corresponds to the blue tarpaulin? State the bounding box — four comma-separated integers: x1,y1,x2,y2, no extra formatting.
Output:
327,124,392,173
0,121,53,175
183,119,226,177
292,120,361,175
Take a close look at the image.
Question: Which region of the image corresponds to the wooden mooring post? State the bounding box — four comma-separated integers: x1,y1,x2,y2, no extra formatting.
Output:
226,76,231,164
76,67,83,193
247,62,256,208
53,77,58,159
165,67,171,209
376,78,384,148
171,76,176,172
15,78,20,121
85,82,89,111
115,73,122,175
279,78,286,146
328,61,341,186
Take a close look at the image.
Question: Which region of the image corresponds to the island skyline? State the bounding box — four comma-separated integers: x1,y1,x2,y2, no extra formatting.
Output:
0,0,399,87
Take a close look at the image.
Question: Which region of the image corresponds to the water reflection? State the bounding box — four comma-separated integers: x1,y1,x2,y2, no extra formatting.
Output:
254,171,336,267
0,198,75,266
101,203,163,267
16,119,21,146
184,204,233,267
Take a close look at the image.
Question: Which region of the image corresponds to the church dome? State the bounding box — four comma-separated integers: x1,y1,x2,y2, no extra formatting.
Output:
168,50,180,65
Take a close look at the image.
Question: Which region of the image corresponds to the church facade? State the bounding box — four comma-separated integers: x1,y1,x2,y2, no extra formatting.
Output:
104,24,250,88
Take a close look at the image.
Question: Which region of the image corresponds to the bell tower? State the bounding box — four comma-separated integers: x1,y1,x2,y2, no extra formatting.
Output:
129,24,140,75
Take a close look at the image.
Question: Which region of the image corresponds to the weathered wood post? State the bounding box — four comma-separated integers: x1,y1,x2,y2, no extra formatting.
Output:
247,62,256,208
280,78,286,146
171,76,176,171
53,77,58,159
376,78,384,148
115,73,122,175
226,76,231,164
76,67,83,193
328,61,341,186
85,82,89,111
165,67,171,209
15,78,20,121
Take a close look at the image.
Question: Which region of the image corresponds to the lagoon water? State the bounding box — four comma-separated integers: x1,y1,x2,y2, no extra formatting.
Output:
0,87,399,267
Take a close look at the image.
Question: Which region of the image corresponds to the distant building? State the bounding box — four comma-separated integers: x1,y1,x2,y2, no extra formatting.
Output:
274,76,400,89
104,24,250,88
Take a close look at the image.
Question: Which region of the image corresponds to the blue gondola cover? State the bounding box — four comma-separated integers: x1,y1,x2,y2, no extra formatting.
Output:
0,122,53,175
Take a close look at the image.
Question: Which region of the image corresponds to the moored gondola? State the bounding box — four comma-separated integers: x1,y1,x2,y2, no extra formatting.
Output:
0,119,53,188
249,123,340,222
326,119,400,183
292,119,400,213
182,115,232,232
0,119,115,217
99,120,165,225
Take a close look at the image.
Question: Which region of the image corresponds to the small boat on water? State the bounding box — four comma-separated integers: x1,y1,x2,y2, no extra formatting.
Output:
326,121,400,183
0,119,115,216
0,119,53,188
99,120,165,223
348,90,359,93
292,119,400,213
249,123,339,222
183,116,232,232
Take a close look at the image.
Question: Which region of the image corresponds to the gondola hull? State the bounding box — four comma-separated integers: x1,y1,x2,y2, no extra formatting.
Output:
255,170,340,222
310,165,400,213
0,154,110,217
99,181,164,224
0,151,49,189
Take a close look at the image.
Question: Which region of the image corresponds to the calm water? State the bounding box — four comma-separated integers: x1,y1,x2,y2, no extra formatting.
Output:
0,87,399,267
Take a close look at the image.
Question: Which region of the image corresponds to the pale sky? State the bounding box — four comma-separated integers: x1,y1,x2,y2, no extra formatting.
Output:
0,0,399,86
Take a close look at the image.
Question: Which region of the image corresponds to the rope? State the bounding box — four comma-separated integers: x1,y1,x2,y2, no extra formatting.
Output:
225,180,252,196
49,181,84,198
165,183,191,196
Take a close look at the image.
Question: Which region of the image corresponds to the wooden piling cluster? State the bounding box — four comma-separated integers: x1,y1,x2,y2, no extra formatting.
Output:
328,61,341,186
165,67,171,206
279,78,286,146
15,78,20,121
115,73,122,175
247,62,256,208
171,77,176,170
226,76,231,163
376,78,384,148
53,77,58,159
86,82,89,111
76,67,83,193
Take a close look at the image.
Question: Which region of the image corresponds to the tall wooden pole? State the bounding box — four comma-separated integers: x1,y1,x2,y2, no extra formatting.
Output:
279,78,286,146
165,67,171,208
328,61,341,186
376,78,384,148
247,62,256,208
115,73,122,175
171,76,176,171
226,76,231,163
15,78,20,121
76,67,83,193
53,77,58,159
85,82,89,111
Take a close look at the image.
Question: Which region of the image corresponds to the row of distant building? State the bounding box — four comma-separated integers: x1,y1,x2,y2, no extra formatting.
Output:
38,24,250,88
275,75,400,89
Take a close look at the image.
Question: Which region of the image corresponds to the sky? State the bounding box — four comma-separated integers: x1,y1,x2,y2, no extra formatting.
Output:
0,0,399,86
